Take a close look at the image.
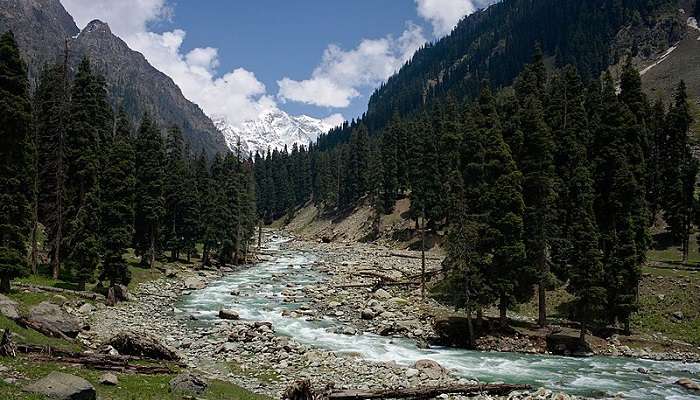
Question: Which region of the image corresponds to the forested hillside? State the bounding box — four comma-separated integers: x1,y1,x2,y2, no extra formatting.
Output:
0,31,256,297
254,0,699,342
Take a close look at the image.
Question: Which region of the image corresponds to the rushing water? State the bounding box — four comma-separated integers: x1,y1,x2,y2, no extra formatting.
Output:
178,235,700,399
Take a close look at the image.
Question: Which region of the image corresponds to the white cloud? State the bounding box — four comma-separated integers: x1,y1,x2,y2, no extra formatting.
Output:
321,113,346,129
415,0,497,37
277,22,426,108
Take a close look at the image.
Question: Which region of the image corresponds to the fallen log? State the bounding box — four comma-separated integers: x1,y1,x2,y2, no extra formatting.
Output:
14,317,74,342
354,271,399,282
387,252,442,261
15,344,175,374
336,281,420,289
282,380,531,400
13,283,105,302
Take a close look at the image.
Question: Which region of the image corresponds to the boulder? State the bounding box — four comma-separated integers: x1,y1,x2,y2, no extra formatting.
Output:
676,378,700,392
184,277,206,290
24,372,96,400
546,332,592,356
219,309,240,320
28,302,82,338
78,303,96,314
361,309,376,320
413,359,445,379
0,294,20,320
672,311,685,321
373,289,391,299
99,373,119,386
170,372,208,394
107,331,179,361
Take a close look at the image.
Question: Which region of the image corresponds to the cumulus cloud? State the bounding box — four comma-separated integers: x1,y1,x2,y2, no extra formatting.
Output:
415,0,497,37
59,0,311,126
277,22,426,108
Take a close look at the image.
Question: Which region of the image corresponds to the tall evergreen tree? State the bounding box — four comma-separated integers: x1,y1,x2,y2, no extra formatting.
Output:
163,126,188,260
134,114,165,268
0,31,32,292
100,107,135,291
35,62,69,280
64,57,105,290
663,81,698,263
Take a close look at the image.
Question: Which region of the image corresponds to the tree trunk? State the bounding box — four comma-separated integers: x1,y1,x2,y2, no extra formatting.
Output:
149,225,156,268
499,295,508,328
538,283,547,327
0,277,10,294
420,208,426,301
202,243,210,267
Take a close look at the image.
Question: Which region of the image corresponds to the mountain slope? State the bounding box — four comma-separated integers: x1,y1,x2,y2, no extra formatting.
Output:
0,0,228,156
317,0,693,150
215,109,334,155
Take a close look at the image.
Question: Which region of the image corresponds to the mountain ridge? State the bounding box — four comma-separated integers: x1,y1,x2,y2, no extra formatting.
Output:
0,0,229,156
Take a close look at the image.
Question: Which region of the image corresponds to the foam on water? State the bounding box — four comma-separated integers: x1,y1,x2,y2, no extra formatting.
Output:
178,236,700,399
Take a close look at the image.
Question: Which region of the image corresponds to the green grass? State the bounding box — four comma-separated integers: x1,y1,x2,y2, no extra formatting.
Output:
0,358,271,400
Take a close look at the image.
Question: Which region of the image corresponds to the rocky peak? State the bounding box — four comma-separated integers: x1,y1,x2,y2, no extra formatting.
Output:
82,19,112,36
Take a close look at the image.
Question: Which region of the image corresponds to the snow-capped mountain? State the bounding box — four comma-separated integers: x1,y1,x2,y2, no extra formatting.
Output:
214,109,339,156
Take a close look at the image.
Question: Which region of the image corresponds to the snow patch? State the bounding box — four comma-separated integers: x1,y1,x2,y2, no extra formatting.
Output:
213,109,338,155
640,45,678,76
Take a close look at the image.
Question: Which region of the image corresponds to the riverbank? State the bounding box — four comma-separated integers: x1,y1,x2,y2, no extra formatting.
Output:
83,232,582,400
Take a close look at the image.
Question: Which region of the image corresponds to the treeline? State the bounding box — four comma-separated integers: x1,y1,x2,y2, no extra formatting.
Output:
0,31,256,296
254,50,696,341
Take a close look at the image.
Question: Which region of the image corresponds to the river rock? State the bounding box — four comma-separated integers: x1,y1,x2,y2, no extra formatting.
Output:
99,373,119,386
672,311,684,321
413,359,445,379
373,289,391,299
219,309,240,320
170,372,208,394
676,378,700,391
24,372,96,400
184,277,206,290
107,331,179,361
0,294,20,320
28,301,82,338
361,309,376,320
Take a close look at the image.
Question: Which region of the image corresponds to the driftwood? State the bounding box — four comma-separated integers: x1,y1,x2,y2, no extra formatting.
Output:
13,283,105,302
354,271,399,282
282,380,531,400
336,281,420,289
387,252,442,261
15,344,174,374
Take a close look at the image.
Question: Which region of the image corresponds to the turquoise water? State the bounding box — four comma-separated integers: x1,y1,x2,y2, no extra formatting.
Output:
178,236,700,399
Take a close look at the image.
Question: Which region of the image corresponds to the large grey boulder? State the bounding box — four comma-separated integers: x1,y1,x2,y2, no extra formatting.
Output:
170,372,207,394
184,277,206,290
219,309,240,320
676,378,700,392
28,302,82,338
24,372,96,400
0,294,20,320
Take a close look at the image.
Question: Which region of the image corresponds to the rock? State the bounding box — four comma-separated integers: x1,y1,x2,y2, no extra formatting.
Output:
373,289,391,299
546,332,592,355
184,277,206,290
328,301,342,308
230,289,240,296
637,367,649,374
107,331,179,361
405,368,419,378
0,294,20,320
413,359,445,379
24,372,96,400
78,303,95,314
219,309,240,320
28,302,82,338
361,309,376,320
676,378,700,392
672,311,684,320
99,373,119,386
170,372,208,395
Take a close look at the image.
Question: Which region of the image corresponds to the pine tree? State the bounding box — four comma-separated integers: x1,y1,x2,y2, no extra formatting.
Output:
518,94,556,327
100,107,135,291
163,126,188,260
663,81,698,263
0,31,32,292
64,57,105,290
35,62,69,280
381,115,400,213
134,114,165,268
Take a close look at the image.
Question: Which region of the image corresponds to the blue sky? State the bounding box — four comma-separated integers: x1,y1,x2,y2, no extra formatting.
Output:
61,0,495,127
162,1,420,119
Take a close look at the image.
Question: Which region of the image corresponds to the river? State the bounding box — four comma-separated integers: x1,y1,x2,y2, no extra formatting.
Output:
178,235,700,399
